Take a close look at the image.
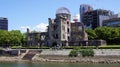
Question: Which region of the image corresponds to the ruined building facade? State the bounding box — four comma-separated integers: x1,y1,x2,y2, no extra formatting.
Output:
48,7,71,47
27,7,105,47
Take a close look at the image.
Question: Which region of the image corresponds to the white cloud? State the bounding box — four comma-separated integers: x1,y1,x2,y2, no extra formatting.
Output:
75,14,80,20
20,23,48,33
20,26,30,32
33,23,48,32
20,26,30,29
73,14,80,20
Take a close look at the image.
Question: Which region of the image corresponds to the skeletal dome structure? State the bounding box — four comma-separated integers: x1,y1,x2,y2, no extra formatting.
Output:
56,7,70,14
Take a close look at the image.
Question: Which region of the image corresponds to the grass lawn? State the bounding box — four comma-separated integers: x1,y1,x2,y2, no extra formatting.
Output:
100,45,120,47
11,45,120,49
99,45,120,49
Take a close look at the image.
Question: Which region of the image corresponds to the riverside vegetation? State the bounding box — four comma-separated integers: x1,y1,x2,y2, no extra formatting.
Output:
86,26,120,45
69,47,94,57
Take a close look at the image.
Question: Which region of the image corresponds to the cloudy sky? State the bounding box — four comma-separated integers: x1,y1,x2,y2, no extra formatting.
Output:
0,0,120,32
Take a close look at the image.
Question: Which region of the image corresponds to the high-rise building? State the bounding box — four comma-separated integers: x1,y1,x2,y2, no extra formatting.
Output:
80,4,93,22
0,17,8,30
109,13,120,19
82,9,113,29
103,13,120,27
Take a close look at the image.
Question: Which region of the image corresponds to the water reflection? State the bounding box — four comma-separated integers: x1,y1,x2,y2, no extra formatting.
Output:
0,62,120,67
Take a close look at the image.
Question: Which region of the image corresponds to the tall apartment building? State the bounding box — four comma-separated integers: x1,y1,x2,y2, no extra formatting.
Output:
82,9,112,29
48,7,71,47
80,4,93,22
0,17,8,30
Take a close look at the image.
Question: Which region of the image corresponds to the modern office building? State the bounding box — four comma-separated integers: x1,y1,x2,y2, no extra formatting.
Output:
0,17,8,30
80,4,93,22
109,13,120,19
82,9,113,29
103,18,120,27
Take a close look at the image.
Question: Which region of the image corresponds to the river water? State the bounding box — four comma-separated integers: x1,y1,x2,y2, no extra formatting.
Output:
0,62,120,67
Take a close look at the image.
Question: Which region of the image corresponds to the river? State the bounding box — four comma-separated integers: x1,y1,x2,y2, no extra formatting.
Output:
0,62,120,67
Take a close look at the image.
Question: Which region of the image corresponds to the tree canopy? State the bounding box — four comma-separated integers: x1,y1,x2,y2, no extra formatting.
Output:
86,27,120,45
0,30,27,47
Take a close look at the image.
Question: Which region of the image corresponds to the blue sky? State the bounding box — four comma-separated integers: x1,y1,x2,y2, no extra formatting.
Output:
0,0,120,32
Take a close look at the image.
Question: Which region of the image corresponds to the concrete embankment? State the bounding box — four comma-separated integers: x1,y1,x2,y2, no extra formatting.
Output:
0,49,120,64
0,55,120,64
32,49,120,64
32,55,120,64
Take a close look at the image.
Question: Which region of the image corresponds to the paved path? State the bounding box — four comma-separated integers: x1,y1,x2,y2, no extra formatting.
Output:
93,49,120,56
40,49,72,56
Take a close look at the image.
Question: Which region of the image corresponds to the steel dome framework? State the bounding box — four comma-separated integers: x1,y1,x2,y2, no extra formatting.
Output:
56,7,70,14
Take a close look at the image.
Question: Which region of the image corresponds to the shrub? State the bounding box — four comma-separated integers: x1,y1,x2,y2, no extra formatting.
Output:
80,49,94,57
69,50,78,57
0,48,3,55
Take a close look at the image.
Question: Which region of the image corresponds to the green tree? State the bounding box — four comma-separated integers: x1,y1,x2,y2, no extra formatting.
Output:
95,27,120,44
0,30,11,46
86,29,97,40
9,30,23,46
21,32,27,47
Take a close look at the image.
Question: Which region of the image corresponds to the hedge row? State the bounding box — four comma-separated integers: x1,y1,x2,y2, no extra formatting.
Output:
11,46,50,49
64,46,95,49
98,46,120,49
64,46,120,49
11,45,120,49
